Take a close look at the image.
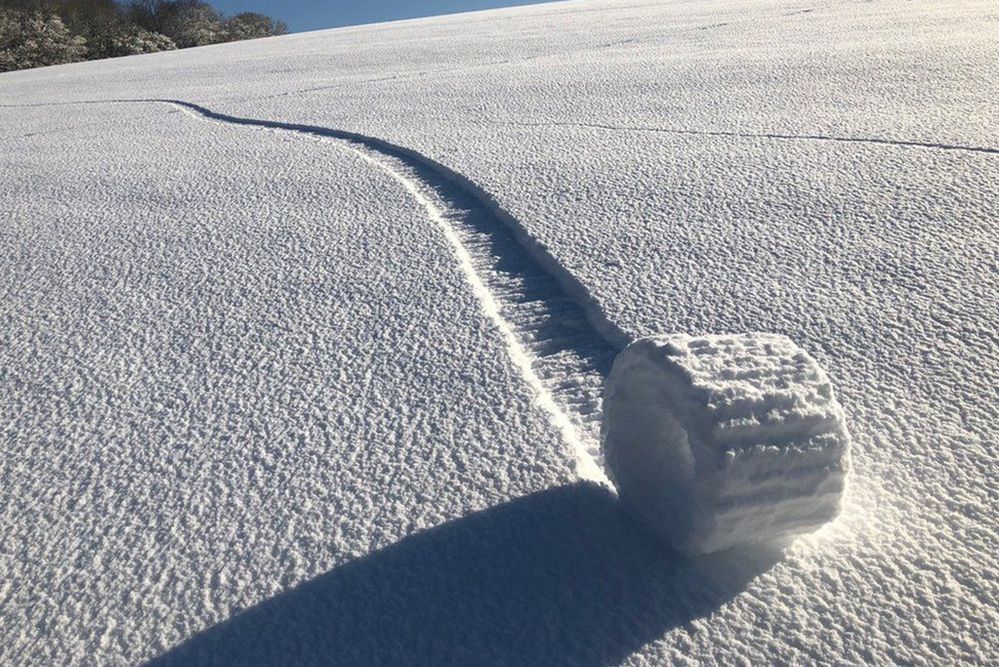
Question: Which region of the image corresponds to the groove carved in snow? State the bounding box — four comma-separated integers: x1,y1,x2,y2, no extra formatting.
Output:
161,99,621,483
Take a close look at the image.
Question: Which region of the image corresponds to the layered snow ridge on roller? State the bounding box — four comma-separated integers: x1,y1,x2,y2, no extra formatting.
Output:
602,333,850,555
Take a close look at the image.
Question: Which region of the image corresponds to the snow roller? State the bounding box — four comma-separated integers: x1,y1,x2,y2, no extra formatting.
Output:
601,333,850,555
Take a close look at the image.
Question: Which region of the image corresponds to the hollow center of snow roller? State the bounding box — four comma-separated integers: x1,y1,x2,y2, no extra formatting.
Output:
601,333,851,555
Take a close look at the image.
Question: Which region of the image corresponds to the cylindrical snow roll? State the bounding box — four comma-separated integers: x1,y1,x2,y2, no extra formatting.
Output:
602,333,850,555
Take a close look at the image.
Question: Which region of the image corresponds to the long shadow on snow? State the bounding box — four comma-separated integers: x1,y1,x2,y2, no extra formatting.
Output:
150,483,781,666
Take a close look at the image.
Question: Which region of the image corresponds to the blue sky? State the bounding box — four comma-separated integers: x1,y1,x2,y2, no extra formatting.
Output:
210,0,557,34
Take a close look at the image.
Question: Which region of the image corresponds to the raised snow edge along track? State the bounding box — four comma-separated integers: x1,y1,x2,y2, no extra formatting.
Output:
114,98,624,484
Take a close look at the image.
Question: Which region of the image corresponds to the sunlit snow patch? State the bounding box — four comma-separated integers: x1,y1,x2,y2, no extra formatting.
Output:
602,333,850,555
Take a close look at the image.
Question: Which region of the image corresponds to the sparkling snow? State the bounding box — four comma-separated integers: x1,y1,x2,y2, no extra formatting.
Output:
1,0,997,664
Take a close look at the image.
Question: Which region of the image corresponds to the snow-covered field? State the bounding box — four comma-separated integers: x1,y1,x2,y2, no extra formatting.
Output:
2,0,997,663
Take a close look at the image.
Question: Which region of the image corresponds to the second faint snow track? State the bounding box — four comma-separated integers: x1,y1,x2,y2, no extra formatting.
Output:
159,100,620,484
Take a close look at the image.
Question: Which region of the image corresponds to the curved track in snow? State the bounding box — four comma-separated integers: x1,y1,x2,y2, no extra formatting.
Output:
33,98,626,484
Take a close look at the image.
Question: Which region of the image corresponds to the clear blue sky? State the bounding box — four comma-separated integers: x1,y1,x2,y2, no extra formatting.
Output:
210,1,558,34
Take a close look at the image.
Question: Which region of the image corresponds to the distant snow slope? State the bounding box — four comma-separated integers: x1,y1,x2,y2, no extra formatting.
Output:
2,0,997,664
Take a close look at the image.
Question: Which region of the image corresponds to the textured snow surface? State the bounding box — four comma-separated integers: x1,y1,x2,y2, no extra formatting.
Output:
2,0,998,664
603,333,850,555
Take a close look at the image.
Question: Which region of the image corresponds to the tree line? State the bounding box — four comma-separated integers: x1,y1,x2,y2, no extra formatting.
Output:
1,0,287,72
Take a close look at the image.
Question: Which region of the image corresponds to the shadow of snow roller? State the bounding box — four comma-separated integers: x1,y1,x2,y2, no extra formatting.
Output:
601,333,850,555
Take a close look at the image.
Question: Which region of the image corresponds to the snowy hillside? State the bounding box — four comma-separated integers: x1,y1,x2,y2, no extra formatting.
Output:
2,0,997,663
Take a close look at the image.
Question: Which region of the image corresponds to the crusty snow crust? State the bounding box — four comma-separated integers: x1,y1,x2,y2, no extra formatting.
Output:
603,333,850,554
2,0,998,664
